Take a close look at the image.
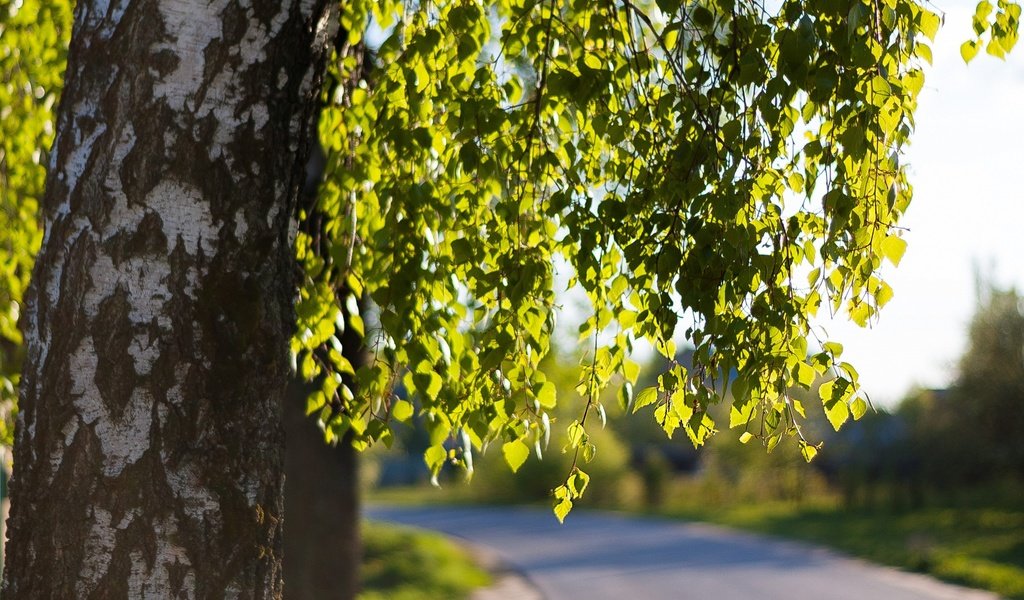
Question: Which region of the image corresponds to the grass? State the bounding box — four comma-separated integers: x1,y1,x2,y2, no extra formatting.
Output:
358,520,491,600
654,493,1024,599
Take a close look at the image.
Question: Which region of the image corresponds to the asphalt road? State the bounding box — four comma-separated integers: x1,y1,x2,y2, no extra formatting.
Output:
368,505,998,600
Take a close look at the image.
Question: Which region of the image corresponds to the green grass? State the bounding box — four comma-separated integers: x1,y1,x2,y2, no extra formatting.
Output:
359,521,491,600
658,500,1024,599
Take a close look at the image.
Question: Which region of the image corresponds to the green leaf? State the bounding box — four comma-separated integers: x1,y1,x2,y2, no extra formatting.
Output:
850,396,869,420
986,37,1007,58
502,439,530,473
553,486,573,523
919,8,942,40
871,75,891,95
425,444,447,476
787,172,805,194
632,386,659,413
583,53,603,70
305,391,327,416
683,412,715,447
392,399,414,422
568,469,590,496
818,379,835,402
617,382,633,411
795,361,816,388
825,400,849,431
349,313,365,338
800,442,820,462
881,235,908,266
622,358,640,384
654,403,681,439
819,378,852,430
975,0,995,31
536,381,557,409
414,367,444,400
566,420,587,449
961,40,981,63
451,238,473,262
730,396,755,428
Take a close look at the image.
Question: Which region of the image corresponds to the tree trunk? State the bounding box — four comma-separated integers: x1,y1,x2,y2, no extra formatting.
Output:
283,383,360,600
3,0,336,597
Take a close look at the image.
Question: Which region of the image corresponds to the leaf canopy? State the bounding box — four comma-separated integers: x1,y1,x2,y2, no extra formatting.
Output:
1,0,1019,515
298,0,949,511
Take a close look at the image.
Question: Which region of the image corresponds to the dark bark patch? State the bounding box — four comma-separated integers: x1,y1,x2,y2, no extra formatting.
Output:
148,49,180,78
121,105,176,195
92,287,138,416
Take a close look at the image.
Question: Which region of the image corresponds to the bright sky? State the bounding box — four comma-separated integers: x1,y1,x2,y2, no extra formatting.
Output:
818,0,1024,406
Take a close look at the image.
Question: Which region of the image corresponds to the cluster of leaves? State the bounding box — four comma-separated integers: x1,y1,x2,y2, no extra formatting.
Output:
291,0,961,518
961,0,1020,62
0,0,72,446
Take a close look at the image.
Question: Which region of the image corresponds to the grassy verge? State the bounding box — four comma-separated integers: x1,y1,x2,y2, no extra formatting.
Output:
359,521,491,600
656,499,1024,599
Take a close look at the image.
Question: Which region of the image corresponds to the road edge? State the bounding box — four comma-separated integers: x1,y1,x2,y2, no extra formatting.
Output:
458,537,546,600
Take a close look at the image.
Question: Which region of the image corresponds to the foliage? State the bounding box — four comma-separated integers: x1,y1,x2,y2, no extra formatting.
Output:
359,521,492,600
298,0,952,520
0,0,71,446
1,0,1021,519
472,420,630,506
373,348,633,505
961,0,1021,62
951,286,1024,477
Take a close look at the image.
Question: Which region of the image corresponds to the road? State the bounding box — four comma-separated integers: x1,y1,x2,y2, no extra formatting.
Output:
368,505,997,600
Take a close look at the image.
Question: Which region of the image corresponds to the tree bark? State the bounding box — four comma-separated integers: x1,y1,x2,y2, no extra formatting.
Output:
283,382,360,600
3,0,336,597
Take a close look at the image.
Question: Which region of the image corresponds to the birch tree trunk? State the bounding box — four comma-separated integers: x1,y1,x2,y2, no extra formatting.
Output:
2,0,336,596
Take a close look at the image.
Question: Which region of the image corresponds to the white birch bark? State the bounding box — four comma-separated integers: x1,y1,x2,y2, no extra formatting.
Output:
3,0,336,597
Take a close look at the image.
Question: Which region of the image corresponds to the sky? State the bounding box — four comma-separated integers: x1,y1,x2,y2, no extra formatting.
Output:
816,0,1024,405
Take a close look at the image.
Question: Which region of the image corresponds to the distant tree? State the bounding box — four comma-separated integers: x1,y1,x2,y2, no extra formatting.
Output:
907,286,1024,484
955,286,1024,477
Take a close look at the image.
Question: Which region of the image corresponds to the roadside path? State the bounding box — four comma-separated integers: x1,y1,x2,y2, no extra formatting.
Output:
368,505,997,600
